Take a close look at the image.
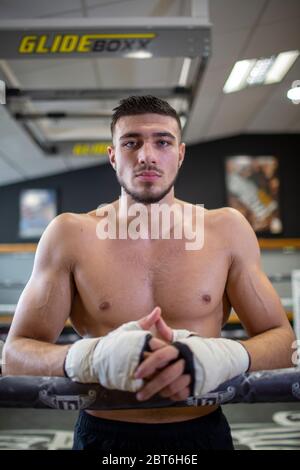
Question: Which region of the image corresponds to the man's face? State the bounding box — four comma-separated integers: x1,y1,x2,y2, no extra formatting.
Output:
108,114,185,204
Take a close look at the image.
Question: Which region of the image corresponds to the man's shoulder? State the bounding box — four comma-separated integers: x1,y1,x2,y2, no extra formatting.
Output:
175,202,248,228
49,211,87,233
87,202,116,219
208,207,259,259
205,206,245,225
40,212,90,252
49,207,116,242
34,212,86,268
205,207,256,247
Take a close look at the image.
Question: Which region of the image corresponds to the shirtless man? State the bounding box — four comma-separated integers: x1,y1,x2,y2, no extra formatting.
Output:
2,96,295,451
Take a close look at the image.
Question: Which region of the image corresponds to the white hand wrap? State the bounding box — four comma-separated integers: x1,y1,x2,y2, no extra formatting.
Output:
173,336,250,396
172,329,195,342
64,321,152,392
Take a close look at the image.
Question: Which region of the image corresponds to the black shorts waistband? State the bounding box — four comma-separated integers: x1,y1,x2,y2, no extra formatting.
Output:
76,407,222,436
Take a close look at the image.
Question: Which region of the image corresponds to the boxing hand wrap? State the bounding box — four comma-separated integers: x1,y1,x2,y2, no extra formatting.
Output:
172,329,195,342
64,321,152,392
173,336,250,396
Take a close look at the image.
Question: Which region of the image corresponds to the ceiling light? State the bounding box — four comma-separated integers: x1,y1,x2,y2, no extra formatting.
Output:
125,51,153,59
287,81,300,103
246,57,275,85
0,79,5,104
179,114,187,129
223,50,299,93
223,60,255,93
178,58,192,87
265,51,299,84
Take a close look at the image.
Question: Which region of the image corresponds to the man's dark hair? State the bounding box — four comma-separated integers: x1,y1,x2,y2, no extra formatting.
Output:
110,95,182,138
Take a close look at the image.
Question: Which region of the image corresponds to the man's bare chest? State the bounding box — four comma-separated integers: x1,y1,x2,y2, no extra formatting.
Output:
70,237,230,336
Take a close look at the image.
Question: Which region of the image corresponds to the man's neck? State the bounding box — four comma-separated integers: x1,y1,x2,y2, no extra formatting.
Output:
118,191,176,215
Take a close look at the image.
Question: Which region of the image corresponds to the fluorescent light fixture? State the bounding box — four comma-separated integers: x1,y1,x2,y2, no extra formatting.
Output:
246,57,275,85
125,51,153,59
265,50,299,84
287,87,300,100
287,83,300,103
223,50,299,93
179,114,187,129
0,80,5,104
178,58,192,87
223,60,255,93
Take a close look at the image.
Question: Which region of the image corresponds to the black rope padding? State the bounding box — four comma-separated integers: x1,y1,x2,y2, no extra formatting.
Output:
0,368,299,410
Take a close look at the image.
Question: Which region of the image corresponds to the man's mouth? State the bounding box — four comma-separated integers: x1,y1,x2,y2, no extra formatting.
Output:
135,171,161,182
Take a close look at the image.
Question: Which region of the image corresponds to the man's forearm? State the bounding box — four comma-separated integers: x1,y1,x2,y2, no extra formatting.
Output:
240,326,296,371
2,338,71,377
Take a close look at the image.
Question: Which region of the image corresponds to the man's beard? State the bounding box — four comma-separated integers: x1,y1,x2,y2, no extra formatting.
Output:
116,171,179,204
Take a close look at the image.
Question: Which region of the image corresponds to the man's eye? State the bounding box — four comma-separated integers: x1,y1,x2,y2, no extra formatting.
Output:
123,141,136,148
158,140,170,147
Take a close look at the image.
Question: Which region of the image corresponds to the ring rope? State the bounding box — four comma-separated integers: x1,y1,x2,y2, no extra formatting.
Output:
0,368,299,410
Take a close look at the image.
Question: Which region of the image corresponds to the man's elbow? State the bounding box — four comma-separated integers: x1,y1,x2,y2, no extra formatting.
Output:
1,343,10,376
281,324,297,368
1,339,20,376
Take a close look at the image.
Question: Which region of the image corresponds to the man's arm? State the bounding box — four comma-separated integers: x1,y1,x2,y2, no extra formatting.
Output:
2,213,77,377
134,209,296,402
225,208,295,370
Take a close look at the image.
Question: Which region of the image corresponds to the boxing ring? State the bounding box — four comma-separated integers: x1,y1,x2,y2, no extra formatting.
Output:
0,368,299,410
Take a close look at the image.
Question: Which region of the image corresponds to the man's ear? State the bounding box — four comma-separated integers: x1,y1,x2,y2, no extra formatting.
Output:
108,145,116,171
178,142,186,168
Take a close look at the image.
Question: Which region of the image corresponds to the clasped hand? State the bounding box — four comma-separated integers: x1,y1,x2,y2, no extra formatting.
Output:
135,307,192,402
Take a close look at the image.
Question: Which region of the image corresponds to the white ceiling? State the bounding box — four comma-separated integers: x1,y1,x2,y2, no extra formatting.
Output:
0,0,299,187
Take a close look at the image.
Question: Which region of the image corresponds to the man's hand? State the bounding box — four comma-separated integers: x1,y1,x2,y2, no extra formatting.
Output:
171,336,250,396
140,306,193,343
135,311,194,402
65,305,194,397
139,306,173,342
137,308,194,401
64,307,168,391
135,342,192,402
136,314,251,402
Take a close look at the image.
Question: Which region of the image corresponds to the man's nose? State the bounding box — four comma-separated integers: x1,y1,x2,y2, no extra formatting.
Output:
137,142,157,166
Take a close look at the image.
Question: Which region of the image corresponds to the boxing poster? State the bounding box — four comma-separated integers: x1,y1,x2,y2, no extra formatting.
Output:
225,156,282,234
19,189,57,239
